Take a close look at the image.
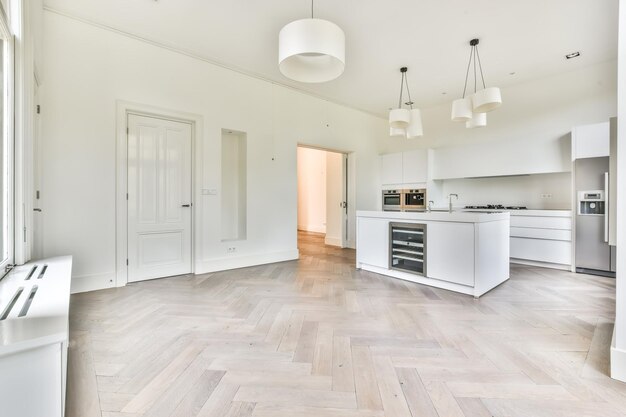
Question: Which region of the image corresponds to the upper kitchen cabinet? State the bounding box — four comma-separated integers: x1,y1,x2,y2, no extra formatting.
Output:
402,149,429,184
571,122,610,160
381,149,428,186
380,152,403,185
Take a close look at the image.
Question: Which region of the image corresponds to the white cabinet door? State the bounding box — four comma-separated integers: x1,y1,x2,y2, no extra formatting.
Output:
127,115,193,282
381,153,403,185
356,217,389,268
572,122,609,160
427,222,475,286
510,237,572,265
402,149,428,184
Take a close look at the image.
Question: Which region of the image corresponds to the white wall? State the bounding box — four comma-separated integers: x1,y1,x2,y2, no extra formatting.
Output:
611,0,626,383
438,172,572,209
325,151,343,246
297,147,327,234
41,11,385,291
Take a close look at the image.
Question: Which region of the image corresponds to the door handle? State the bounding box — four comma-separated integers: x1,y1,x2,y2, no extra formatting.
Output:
181,204,191,208
33,208,42,212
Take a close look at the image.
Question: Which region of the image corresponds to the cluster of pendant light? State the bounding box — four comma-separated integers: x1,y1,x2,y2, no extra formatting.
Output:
388,67,423,138
450,38,502,129
276,4,501,136
389,38,501,137
278,0,345,83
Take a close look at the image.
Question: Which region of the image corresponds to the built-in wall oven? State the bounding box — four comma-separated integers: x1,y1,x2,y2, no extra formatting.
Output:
382,189,402,211
403,189,426,211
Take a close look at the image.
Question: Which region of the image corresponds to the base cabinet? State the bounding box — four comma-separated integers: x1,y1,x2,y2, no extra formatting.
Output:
356,217,389,268
508,211,572,269
427,222,475,286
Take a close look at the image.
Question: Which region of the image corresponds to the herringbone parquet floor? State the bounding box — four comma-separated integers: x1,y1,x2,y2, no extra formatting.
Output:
67,231,626,417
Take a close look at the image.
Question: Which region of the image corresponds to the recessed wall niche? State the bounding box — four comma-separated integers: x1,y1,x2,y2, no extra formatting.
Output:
221,129,247,241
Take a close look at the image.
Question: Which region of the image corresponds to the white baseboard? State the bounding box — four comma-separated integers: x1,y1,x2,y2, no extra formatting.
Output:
195,249,299,274
298,224,326,234
510,258,571,271
324,236,342,247
611,327,626,382
71,271,116,294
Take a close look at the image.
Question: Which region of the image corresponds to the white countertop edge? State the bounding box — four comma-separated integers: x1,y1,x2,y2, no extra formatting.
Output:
357,210,510,223
0,332,67,357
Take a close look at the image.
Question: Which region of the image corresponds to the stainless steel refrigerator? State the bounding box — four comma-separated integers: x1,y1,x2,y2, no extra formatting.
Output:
575,156,616,277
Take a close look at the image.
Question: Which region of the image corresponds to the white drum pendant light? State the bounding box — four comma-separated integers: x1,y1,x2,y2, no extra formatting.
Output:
473,86,502,113
466,112,487,129
389,67,424,138
450,38,502,127
406,109,423,138
279,1,345,83
389,109,410,129
451,97,473,122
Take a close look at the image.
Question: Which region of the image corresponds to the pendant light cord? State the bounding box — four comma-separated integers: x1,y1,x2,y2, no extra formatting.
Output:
475,46,487,89
405,72,413,109
311,0,314,18
473,45,477,93
398,72,405,109
461,46,473,98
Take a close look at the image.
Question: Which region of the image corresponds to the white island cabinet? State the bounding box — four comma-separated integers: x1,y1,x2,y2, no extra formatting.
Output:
357,211,510,297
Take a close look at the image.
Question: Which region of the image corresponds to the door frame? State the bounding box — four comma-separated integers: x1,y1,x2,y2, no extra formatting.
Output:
296,144,355,249
115,101,203,287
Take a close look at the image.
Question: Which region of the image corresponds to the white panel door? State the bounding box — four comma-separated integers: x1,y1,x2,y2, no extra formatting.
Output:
127,114,192,282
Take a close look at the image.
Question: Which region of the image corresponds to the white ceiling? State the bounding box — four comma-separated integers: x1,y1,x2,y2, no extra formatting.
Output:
43,0,618,117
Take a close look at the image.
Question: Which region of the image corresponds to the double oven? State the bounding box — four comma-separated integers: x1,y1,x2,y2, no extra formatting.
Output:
382,189,426,211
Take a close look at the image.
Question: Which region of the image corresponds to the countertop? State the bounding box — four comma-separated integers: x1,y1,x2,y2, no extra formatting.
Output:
429,208,572,217
357,210,510,223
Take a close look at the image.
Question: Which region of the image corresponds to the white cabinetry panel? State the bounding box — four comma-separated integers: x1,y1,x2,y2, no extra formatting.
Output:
402,149,428,184
357,217,389,268
572,122,610,160
510,227,571,241
381,153,403,185
510,216,571,230
511,237,572,265
427,222,475,286
0,343,63,417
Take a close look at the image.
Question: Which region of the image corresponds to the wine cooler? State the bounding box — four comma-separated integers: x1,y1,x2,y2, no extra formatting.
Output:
389,222,426,276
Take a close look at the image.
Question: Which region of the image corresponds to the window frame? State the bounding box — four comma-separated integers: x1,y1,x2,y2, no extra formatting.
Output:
0,2,14,274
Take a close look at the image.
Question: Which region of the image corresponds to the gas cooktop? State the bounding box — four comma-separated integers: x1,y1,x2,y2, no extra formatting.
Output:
464,205,527,210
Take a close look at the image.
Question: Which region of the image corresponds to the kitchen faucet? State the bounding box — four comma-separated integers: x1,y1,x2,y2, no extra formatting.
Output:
427,200,434,212
448,194,458,213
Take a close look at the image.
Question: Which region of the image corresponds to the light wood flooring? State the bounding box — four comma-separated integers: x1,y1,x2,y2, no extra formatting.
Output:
67,231,626,417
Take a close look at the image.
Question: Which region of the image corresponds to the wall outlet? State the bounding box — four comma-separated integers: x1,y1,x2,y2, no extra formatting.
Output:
227,247,236,253
540,193,553,199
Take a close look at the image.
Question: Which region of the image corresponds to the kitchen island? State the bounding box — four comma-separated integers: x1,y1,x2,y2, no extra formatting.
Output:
357,210,510,297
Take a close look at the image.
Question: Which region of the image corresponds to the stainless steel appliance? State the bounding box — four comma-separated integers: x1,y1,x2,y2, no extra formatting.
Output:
575,157,616,277
389,222,426,276
403,189,426,211
382,189,402,211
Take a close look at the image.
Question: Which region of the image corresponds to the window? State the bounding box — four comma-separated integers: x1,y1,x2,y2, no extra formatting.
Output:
0,5,13,271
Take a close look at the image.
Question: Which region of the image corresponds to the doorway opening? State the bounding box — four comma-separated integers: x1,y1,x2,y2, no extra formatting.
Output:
297,146,349,249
